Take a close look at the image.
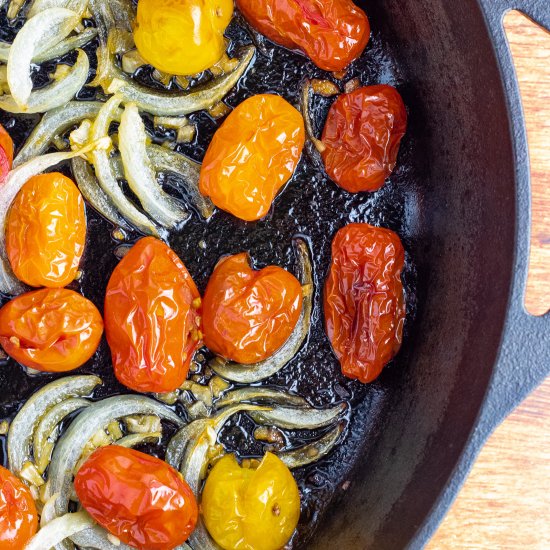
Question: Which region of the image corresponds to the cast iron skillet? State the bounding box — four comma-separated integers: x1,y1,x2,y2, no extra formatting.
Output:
0,0,549,549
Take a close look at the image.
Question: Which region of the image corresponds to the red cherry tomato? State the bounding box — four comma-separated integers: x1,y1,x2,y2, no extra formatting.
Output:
324,223,406,383
6,172,87,288
321,85,407,193
0,465,38,550
0,124,14,183
236,0,370,72
104,237,202,393
0,288,104,373
199,94,305,222
74,446,198,550
203,253,303,364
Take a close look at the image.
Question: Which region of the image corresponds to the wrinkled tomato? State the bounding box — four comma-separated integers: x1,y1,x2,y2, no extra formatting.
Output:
324,223,405,383
134,0,233,75
104,237,202,393
203,253,302,364
0,288,104,373
0,123,14,183
201,453,300,550
199,94,305,222
6,172,86,288
237,0,370,72
321,85,407,193
0,465,38,550
75,446,198,550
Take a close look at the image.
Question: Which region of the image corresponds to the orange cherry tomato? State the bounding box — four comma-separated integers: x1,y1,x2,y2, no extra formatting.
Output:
0,288,104,373
6,172,86,288
324,223,405,383
104,237,202,393
236,0,370,72
203,253,302,364
0,465,38,550
199,94,305,222
321,85,407,193
0,124,14,183
75,446,198,550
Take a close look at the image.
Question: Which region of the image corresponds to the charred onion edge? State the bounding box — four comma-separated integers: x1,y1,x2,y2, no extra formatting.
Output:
215,386,308,409
301,79,327,157
7,378,102,478
210,238,313,383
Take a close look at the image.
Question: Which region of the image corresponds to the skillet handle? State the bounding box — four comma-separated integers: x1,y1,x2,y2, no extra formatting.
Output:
475,0,550,434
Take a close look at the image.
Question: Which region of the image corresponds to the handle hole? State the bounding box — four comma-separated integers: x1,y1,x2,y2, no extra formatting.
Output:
504,11,550,316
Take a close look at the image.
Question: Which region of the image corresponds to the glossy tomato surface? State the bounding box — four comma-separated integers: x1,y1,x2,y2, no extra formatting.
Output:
6,172,86,288
321,85,407,193
0,123,13,183
199,94,305,222
0,288,104,373
104,237,202,393
203,253,302,364
236,0,370,72
202,453,300,550
324,223,406,383
134,0,233,75
0,465,38,550
75,446,198,550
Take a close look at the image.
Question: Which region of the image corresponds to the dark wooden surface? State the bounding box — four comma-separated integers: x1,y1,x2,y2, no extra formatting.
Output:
428,11,550,549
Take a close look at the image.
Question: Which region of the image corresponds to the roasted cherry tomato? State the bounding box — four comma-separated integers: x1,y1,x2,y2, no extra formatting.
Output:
321,85,407,193
0,288,104,373
203,253,302,364
237,0,370,72
324,223,405,383
134,0,233,75
0,123,14,183
104,237,202,393
6,172,86,288
202,453,300,550
0,465,38,550
199,94,305,222
75,446,198,550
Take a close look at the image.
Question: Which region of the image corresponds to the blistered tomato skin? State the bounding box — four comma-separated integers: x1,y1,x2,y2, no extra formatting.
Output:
104,237,202,393
321,85,407,193
0,123,14,183
237,0,370,72
75,446,198,550
6,172,86,288
199,94,305,222
202,453,300,550
0,465,38,550
203,253,303,364
134,0,234,75
324,223,406,383
0,288,104,373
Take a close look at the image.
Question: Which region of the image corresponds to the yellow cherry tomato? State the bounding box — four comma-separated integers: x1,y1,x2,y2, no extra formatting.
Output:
134,0,234,75
201,453,300,550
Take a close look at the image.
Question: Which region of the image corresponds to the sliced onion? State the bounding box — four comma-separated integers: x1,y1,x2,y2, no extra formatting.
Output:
0,137,110,295
71,526,136,550
114,432,162,448
301,79,327,157
40,492,60,528
27,0,89,19
119,103,189,228
24,511,96,550
33,398,90,474
165,420,209,471
249,403,347,430
90,95,161,237
277,422,346,469
14,101,102,166
215,387,308,409
115,46,256,116
71,157,132,230
48,395,184,520
1,48,90,114
211,238,313,383
8,375,102,475
7,8,80,106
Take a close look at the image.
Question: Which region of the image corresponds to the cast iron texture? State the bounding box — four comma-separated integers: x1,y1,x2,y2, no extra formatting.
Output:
310,0,550,548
